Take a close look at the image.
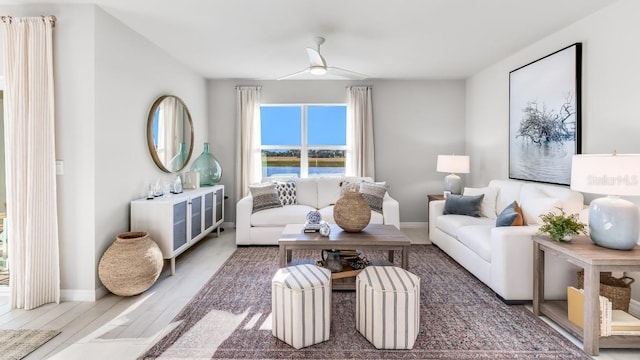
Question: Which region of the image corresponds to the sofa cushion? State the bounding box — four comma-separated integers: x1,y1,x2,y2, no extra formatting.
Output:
457,225,493,263
436,215,495,238
463,186,498,219
317,177,343,209
496,201,524,227
276,181,297,205
360,181,388,214
443,194,484,217
249,183,282,213
294,178,318,208
520,186,562,225
251,204,317,227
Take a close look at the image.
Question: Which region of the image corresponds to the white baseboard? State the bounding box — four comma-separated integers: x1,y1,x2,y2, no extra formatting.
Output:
400,222,428,229
60,286,108,302
222,221,235,229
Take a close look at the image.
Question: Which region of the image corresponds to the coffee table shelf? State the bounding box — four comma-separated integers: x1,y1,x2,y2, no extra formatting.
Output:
279,224,411,290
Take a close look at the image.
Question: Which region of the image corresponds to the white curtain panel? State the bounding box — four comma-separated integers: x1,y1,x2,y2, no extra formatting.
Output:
2,17,60,309
346,86,375,178
235,86,262,198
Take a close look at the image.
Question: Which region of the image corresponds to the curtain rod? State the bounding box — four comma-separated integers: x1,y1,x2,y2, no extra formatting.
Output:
0,15,56,28
235,85,262,89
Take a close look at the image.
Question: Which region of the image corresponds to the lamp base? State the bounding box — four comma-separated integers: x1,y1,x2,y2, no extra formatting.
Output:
444,173,462,195
589,196,640,250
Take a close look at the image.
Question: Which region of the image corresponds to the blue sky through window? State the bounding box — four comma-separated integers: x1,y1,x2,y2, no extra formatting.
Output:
261,105,346,145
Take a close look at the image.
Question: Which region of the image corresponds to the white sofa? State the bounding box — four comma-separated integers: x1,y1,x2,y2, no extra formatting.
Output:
429,179,584,302
236,177,400,245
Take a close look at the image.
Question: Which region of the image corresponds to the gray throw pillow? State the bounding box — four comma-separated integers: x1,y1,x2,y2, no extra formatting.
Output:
249,183,283,213
359,181,388,214
443,194,484,217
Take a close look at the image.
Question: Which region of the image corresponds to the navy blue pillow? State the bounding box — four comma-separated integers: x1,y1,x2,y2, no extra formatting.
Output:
443,194,484,217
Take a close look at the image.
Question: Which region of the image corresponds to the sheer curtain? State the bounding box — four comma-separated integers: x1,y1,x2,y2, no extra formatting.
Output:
346,86,375,178
2,16,60,309
235,86,262,198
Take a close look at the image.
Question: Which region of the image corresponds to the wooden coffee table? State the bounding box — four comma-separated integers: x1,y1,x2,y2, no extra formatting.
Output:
278,224,411,289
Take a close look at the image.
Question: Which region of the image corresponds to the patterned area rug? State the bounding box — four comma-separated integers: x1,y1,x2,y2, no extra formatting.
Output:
139,245,590,359
0,329,60,360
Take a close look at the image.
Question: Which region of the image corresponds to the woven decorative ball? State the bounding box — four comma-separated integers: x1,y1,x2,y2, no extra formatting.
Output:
98,231,163,296
333,189,371,232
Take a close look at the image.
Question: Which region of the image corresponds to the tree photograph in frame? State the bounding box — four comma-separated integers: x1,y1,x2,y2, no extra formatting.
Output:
509,43,581,186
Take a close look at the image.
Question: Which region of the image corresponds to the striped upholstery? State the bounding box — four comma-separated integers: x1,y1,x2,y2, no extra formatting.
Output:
356,266,420,349
272,264,331,349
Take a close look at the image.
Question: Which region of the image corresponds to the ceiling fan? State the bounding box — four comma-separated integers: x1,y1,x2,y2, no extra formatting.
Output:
277,36,368,80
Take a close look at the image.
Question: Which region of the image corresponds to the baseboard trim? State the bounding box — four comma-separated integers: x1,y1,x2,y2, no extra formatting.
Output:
61,286,108,302
400,222,427,229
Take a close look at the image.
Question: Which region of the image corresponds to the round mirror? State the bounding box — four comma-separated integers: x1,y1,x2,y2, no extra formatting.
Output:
147,95,194,173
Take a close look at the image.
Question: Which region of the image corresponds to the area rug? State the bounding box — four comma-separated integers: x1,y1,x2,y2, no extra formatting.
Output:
140,245,590,359
0,329,60,360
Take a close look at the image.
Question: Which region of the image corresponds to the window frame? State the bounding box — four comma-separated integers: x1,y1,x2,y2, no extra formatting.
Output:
260,103,348,178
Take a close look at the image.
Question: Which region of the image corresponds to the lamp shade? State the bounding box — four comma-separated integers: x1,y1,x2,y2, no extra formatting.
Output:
436,155,470,174
570,153,640,250
570,154,640,196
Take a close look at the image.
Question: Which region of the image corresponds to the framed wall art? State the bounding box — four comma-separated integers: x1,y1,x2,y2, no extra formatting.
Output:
509,43,582,186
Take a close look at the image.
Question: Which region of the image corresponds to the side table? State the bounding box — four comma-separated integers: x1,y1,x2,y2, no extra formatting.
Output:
532,235,640,356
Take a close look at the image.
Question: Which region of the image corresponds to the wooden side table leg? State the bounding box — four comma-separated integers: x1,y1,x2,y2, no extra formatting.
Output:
583,266,600,356
279,246,286,268
532,242,544,315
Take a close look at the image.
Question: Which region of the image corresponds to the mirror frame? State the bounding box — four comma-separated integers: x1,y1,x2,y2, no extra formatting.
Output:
146,95,195,173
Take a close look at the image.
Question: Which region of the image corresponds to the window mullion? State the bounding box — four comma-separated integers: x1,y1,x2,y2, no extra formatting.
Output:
301,105,308,178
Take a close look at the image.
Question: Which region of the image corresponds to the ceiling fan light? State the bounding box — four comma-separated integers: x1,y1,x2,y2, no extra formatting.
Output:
310,66,327,75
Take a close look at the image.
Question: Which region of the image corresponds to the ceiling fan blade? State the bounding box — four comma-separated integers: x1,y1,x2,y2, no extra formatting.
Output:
306,47,326,67
327,66,368,80
277,68,310,80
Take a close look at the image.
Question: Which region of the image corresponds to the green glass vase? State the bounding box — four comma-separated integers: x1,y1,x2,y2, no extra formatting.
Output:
190,142,222,186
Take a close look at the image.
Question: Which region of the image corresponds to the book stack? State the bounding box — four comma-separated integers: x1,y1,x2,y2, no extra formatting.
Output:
303,221,321,233
567,286,640,336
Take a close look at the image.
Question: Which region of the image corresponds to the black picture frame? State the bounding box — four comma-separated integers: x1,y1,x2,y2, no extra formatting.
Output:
509,43,582,186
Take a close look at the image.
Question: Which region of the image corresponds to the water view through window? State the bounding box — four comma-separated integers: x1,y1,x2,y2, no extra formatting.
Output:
261,105,347,178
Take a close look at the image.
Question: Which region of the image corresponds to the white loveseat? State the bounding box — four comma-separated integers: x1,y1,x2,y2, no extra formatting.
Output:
236,177,400,245
429,179,584,302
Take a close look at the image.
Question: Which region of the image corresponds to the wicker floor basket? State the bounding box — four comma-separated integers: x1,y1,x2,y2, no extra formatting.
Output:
577,270,634,311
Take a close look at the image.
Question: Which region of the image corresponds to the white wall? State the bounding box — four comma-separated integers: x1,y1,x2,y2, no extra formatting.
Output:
0,4,208,299
208,79,466,224
465,0,640,302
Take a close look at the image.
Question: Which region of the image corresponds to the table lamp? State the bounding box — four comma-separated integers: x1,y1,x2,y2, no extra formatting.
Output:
436,155,470,195
570,153,640,250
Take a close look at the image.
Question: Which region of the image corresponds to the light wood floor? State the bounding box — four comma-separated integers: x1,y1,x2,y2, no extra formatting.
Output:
0,227,638,359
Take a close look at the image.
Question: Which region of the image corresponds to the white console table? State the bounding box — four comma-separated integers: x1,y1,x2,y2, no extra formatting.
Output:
131,185,224,275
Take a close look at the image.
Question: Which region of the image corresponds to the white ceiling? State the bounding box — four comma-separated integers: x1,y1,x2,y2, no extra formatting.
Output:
8,0,616,80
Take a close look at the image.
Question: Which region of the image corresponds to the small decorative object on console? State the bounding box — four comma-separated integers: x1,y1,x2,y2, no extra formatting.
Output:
319,221,331,236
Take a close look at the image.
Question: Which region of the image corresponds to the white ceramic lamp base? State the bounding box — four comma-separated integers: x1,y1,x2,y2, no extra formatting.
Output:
444,173,462,195
589,196,640,250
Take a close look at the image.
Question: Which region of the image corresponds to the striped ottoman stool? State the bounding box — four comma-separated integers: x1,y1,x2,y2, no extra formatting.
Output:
272,264,332,349
356,266,420,349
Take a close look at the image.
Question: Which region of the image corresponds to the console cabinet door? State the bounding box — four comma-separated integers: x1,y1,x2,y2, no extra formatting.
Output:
190,196,202,240
173,201,188,251
215,187,223,224
204,191,214,231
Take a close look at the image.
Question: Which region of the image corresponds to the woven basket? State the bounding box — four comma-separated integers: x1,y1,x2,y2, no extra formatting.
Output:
577,270,634,311
98,231,164,296
333,189,371,232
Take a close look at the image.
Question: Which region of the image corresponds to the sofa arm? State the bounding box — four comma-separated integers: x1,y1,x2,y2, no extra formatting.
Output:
490,225,577,300
236,195,253,244
382,196,400,229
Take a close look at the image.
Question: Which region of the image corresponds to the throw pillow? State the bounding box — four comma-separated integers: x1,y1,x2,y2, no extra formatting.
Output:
496,201,524,227
463,186,499,219
359,181,388,214
249,183,282,213
275,181,297,205
521,196,561,225
442,194,484,217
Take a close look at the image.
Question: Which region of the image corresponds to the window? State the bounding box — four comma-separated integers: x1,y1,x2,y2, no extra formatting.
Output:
260,104,347,178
